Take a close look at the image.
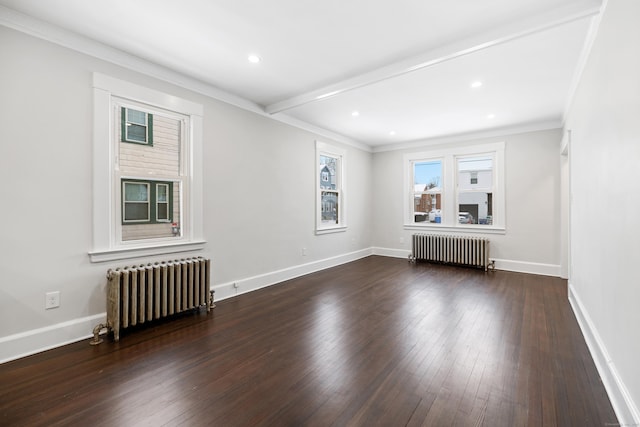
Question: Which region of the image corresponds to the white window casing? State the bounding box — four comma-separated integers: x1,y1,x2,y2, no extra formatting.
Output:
403,141,505,234
90,73,205,262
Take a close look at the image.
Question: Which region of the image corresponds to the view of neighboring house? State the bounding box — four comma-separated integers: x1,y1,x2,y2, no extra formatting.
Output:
414,184,442,222
319,156,338,222
457,158,493,224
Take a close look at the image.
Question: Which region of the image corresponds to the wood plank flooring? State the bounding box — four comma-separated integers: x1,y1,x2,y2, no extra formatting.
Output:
0,256,617,426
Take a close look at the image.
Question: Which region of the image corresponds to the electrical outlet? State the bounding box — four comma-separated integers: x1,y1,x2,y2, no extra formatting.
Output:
400,237,405,244
302,247,308,256
45,291,60,309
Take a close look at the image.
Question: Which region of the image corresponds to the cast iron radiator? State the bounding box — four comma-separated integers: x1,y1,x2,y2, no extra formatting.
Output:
91,257,212,344
409,234,492,271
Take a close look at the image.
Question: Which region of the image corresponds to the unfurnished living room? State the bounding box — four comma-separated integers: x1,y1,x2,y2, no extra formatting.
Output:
0,0,638,426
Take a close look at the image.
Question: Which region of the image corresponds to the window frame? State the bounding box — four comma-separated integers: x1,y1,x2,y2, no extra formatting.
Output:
403,141,505,234
316,141,347,235
90,73,205,262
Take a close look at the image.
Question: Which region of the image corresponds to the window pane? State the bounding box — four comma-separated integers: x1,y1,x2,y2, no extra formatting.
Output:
413,160,442,223
124,183,148,202
124,202,149,221
157,203,168,221
458,192,493,225
127,124,147,142
458,157,492,190
414,193,441,223
157,184,168,202
321,191,338,223
319,155,337,190
414,160,441,191
127,109,146,125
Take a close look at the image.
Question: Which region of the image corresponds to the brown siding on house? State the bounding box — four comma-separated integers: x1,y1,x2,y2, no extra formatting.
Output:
119,114,180,177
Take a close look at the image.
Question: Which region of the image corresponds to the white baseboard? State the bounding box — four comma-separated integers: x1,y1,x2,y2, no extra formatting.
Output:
568,283,640,426
491,258,561,277
213,247,373,301
0,313,106,364
372,247,561,277
372,247,411,259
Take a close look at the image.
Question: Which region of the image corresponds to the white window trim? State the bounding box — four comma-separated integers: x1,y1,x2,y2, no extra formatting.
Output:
90,73,205,262
316,141,347,235
403,141,505,234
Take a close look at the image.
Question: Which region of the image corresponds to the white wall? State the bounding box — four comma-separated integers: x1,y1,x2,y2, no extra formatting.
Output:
564,0,640,423
371,129,562,275
0,26,372,361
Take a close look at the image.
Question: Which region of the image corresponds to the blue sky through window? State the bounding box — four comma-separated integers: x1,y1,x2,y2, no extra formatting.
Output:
414,160,441,189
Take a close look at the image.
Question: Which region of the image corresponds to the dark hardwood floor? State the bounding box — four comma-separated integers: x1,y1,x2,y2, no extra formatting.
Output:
0,256,617,426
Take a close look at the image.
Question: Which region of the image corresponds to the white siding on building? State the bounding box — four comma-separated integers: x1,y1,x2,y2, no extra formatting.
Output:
120,114,182,241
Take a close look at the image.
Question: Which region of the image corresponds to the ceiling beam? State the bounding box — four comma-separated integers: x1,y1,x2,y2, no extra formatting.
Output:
265,3,601,115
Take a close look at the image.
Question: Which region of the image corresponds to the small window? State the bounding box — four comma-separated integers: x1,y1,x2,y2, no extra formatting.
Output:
316,141,346,234
123,181,150,222
122,180,173,224
121,107,153,145
156,184,170,222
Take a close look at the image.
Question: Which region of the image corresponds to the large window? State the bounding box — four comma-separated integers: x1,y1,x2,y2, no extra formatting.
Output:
316,141,346,234
404,142,505,232
91,73,204,262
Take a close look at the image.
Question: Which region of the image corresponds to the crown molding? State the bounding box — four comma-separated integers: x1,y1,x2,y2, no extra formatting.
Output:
562,0,607,125
0,5,369,153
372,119,562,153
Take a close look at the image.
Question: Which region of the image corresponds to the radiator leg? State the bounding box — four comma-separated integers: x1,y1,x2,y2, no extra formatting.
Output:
209,290,216,311
89,323,108,346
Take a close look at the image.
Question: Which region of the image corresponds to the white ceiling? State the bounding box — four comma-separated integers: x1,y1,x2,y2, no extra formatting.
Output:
0,0,602,148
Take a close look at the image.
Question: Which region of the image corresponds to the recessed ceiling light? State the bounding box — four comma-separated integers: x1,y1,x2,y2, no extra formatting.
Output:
351,111,360,117
487,113,496,119
389,131,396,136
471,81,483,88
248,54,261,64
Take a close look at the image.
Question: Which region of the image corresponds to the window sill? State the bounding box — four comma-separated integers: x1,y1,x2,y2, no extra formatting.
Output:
403,223,506,235
89,240,206,263
316,226,347,235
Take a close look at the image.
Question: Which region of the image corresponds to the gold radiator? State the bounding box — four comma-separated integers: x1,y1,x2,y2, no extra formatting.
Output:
91,257,212,344
409,234,492,271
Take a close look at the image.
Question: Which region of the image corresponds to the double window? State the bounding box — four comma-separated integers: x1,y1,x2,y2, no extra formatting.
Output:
404,142,505,231
122,180,173,223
